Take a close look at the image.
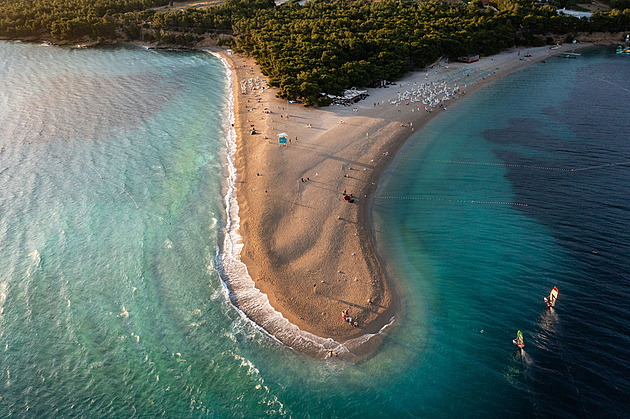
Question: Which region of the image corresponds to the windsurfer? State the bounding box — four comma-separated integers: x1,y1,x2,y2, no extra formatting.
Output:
513,330,524,349
544,286,559,308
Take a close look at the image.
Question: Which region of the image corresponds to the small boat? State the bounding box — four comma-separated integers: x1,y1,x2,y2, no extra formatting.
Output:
457,54,479,63
513,330,524,349
616,46,630,55
544,286,559,308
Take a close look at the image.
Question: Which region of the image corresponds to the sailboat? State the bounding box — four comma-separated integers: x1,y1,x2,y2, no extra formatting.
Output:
513,330,524,349
544,286,559,308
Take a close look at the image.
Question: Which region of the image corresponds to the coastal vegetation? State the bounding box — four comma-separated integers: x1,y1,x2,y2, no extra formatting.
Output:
1,0,629,104
231,0,630,104
0,0,170,39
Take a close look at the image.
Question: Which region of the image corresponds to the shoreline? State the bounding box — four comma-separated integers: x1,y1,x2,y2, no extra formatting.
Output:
7,38,604,360
210,42,602,360
211,50,394,359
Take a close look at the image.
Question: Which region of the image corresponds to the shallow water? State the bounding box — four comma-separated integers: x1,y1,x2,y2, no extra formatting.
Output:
0,42,628,417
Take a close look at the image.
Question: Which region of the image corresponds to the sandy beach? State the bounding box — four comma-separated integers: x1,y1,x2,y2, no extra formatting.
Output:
215,42,596,359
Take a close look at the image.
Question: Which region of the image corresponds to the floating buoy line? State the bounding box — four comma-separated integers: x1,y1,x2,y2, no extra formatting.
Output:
395,158,572,171
570,160,630,172
373,158,630,206
31,122,171,224
372,195,528,207
86,164,167,222
57,135,169,224
392,158,630,173
594,77,630,95
88,165,139,209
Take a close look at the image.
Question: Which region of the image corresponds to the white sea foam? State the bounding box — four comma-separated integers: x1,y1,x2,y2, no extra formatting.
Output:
208,51,392,360
229,350,287,415
118,305,129,318
26,249,40,277
0,281,7,334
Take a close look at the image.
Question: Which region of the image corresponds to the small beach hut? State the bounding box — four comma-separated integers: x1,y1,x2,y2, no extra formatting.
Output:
457,55,480,63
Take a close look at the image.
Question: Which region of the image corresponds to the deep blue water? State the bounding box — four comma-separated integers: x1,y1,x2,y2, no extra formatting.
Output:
0,42,628,417
372,46,630,417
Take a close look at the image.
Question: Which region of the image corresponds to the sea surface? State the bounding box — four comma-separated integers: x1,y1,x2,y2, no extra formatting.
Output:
0,42,628,417
372,46,630,417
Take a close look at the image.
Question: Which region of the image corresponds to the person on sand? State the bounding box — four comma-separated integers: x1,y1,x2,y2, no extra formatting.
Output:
313,283,317,294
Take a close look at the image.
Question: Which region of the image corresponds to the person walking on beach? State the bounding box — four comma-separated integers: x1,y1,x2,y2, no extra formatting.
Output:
313,283,317,294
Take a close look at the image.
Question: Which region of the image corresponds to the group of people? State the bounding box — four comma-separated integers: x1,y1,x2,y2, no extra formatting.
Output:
341,310,358,327
240,75,264,95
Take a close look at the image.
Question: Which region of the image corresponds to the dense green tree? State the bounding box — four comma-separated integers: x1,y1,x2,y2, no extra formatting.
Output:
1,0,627,105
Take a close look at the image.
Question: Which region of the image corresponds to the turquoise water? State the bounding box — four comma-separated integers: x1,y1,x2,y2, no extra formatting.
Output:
1,42,628,417
372,47,630,417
